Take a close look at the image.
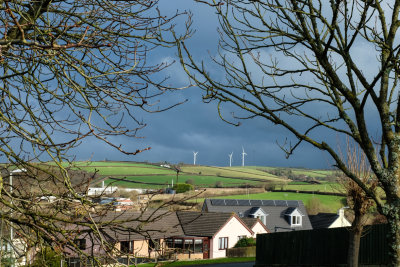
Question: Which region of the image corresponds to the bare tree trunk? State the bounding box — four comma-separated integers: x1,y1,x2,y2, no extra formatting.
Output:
347,215,363,267
386,208,400,267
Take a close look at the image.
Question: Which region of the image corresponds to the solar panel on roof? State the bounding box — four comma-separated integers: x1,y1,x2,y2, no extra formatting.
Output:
210,199,225,206
275,200,287,206
238,199,250,206
261,200,275,206
251,200,263,206
286,200,299,207
225,199,238,206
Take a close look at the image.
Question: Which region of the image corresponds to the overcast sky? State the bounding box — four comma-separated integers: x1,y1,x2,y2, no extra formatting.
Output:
70,0,381,169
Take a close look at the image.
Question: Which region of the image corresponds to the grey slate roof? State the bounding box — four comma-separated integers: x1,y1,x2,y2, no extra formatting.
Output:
309,213,340,229
94,210,184,241
176,211,250,237
202,199,313,232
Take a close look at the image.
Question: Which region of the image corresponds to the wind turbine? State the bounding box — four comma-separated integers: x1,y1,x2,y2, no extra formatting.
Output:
193,151,198,165
228,152,233,167
241,147,247,167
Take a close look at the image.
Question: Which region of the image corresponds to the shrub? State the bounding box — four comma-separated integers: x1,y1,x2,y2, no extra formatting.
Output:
215,181,223,188
306,197,330,215
264,183,276,191
173,183,194,193
234,237,256,248
185,179,195,185
31,247,63,267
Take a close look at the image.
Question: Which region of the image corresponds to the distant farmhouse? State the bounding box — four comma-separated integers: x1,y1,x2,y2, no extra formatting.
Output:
202,199,313,232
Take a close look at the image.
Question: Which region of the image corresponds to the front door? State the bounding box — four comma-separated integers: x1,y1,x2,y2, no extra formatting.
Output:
203,238,210,259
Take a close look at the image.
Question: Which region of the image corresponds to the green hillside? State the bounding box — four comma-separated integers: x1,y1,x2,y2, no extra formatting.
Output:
58,161,343,191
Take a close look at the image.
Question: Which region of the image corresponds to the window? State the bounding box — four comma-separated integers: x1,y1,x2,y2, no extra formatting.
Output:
165,238,204,253
184,239,193,253
74,239,86,250
174,239,184,250
218,237,228,250
257,215,266,225
120,241,134,254
291,215,301,226
194,239,203,253
166,238,174,249
149,239,160,251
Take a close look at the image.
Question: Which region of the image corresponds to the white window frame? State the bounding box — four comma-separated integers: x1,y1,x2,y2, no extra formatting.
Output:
291,215,302,226
218,237,228,250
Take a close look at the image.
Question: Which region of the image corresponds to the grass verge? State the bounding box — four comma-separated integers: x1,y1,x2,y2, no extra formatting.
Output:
135,257,255,266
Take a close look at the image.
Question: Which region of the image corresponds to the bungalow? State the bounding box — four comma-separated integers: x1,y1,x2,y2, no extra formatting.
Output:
65,210,184,266
202,199,313,232
172,211,260,259
64,209,268,265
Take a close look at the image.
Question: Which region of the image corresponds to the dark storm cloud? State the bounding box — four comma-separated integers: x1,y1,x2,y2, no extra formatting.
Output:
72,0,379,169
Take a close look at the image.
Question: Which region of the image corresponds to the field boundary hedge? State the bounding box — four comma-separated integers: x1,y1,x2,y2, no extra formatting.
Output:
271,189,345,197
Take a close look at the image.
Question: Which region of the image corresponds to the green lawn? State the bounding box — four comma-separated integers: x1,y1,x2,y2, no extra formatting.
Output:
135,257,255,266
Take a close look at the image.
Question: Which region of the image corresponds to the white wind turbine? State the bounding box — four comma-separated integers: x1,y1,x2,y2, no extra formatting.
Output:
193,151,198,165
241,147,247,167
228,152,233,167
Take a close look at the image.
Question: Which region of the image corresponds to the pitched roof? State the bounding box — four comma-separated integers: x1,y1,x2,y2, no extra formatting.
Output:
94,210,184,241
309,213,340,229
202,199,313,232
176,211,252,237
240,217,269,232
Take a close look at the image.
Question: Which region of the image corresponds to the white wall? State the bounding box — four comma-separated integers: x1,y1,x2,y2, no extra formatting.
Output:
251,222,268,237
329,216,351,228
211,217,253,259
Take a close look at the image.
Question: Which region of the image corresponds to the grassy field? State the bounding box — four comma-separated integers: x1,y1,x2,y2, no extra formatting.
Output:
65,162,290,189
180,166,283,181
105,175,263,189
60,161,343,191
284,182,342,193
248,166,336,178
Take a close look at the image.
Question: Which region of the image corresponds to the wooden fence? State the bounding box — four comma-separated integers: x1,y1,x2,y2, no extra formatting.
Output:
227,246,256,258
255,224,389,266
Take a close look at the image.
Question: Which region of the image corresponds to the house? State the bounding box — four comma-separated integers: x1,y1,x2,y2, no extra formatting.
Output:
64,209,267,265
202,199,313,232
309,208,351,229
64,209,184,266
172,211,258,259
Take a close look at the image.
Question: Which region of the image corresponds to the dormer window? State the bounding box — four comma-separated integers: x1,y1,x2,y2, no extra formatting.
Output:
248,207,268,225
291,215,301,226
286,207,303,227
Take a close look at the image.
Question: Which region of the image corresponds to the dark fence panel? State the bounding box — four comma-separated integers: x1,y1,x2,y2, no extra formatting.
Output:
255,224,389,266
